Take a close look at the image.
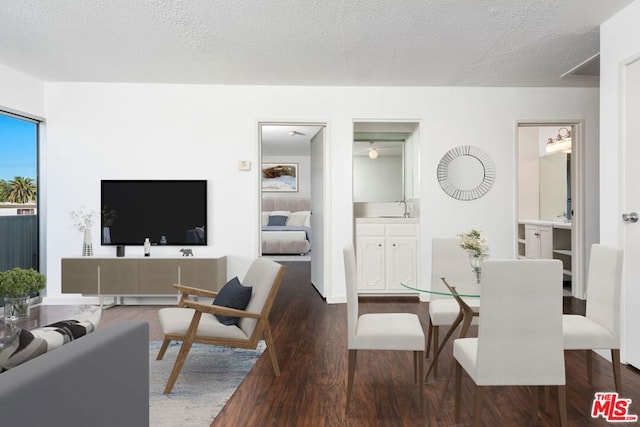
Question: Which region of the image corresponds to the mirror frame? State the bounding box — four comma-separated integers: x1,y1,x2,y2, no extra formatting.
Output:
437,145,495,200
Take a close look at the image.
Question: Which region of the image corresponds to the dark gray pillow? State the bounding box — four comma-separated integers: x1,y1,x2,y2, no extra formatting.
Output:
212,276,252,325
267,215,288,226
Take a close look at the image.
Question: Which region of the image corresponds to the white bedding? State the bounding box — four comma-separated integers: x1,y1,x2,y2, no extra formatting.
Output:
261,198,312,254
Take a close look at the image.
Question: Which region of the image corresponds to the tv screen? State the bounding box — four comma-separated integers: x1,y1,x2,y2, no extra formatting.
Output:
101,180,207,246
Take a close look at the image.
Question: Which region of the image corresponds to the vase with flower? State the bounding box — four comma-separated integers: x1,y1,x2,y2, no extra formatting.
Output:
70,208,95,256
457,229,489,283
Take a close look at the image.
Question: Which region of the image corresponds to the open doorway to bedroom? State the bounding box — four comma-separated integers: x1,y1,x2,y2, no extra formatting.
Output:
259,123,327,298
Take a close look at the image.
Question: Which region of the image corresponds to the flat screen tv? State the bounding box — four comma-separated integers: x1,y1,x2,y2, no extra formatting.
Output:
100,180,207,246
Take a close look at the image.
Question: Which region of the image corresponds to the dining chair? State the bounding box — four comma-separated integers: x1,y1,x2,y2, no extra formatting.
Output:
343,245,426,414
452,259,567,426
427,238,479,376
156,257,286,394
563,243,623,392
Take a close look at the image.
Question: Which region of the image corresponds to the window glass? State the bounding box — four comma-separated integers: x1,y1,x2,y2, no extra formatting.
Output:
0,113,39,274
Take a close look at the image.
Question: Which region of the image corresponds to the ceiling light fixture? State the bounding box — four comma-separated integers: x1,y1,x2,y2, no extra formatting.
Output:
368,142,378,160
546,127,572,154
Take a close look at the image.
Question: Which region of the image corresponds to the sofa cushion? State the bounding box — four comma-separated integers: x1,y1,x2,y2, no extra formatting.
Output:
212,277,252,325
0,307,102,372
0,328,47,372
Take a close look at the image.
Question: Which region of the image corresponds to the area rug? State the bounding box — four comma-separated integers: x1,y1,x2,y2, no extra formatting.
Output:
149,340,265,427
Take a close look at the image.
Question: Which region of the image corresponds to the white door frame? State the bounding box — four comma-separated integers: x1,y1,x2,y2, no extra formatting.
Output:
515,120,586,299
257,120,331,298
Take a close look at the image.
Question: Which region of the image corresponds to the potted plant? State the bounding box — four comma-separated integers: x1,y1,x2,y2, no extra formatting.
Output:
0,268,46,320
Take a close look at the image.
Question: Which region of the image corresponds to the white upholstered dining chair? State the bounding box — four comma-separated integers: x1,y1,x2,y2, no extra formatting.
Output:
343,245,426,414
453,259,567,426
427,238,479,376
157,257,286,394
563,243,623,392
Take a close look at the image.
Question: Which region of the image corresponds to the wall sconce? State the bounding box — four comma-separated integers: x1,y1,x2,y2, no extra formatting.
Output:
368,142,378,159
546,127,572,154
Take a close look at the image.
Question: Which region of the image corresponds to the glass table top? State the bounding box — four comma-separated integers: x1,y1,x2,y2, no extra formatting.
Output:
400,282,480,298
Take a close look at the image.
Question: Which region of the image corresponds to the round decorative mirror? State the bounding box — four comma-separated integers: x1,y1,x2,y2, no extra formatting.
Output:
437,145,495,200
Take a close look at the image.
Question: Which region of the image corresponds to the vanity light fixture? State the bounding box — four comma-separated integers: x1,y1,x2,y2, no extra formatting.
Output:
368,142,379,160
546,127,572,154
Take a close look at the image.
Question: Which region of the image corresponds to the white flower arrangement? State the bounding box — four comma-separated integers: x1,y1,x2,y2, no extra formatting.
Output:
70,208,95,232
457,229,489,258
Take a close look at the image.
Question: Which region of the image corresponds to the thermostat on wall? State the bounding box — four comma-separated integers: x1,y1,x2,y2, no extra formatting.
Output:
238,160,251,171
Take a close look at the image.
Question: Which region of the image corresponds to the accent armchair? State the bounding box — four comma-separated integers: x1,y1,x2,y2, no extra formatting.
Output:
157,257,286,394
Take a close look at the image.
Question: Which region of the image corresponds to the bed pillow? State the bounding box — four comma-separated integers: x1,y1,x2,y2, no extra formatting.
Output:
212,276,253,325
262,212,270,227
267,211,289,227
268,215,288,226
287,211,311,227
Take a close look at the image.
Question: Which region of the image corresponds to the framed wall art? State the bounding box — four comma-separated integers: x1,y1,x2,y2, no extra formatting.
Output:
261,163,299,192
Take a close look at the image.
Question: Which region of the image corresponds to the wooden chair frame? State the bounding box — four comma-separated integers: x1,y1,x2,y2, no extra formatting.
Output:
157,264,286,394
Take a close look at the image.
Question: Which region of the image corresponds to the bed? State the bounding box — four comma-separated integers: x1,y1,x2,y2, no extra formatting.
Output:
262,198,312,255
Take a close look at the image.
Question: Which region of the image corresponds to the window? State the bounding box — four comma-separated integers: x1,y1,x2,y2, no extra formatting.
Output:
0,112,40,273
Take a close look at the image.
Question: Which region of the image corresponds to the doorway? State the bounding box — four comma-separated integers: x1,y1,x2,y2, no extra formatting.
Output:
259,123,327,297
516,122,585,298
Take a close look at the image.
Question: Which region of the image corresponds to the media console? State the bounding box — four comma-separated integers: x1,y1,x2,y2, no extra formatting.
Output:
61,256,227,295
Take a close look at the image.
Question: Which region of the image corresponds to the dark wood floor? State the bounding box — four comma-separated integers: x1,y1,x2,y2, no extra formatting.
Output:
99,261,640,426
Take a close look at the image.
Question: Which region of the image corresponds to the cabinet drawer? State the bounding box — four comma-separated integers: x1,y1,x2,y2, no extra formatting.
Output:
356,223,386,236
386,223,418,236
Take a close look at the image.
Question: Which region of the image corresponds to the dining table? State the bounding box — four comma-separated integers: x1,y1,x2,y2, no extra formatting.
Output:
402,279,481,406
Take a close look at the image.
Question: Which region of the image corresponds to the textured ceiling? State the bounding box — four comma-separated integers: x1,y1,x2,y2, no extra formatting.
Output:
0,0,634,87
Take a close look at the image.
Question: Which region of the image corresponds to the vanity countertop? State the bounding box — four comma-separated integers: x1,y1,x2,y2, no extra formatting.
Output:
519,219,571,229
356,217,419,224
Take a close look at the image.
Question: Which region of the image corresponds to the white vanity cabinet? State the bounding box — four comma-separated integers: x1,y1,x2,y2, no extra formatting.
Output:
519,220,573,280
524,223,553,259
355,219,418,293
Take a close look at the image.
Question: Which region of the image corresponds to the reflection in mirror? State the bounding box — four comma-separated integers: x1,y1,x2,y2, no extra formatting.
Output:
540,152,571,221
352,140,404,202
448,155,485,190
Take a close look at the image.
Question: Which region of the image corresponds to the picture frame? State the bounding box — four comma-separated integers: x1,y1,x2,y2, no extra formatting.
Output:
261,163,299,192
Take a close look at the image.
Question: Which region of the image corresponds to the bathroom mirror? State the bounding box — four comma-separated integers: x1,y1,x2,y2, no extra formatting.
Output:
437,145,495,200
539,152,571,221
353,139,404,202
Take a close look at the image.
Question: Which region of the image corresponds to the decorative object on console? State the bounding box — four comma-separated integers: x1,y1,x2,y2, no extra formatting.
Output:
437,145,495,201
261,163,299,192
70,207,95,256
179,248,193,257
458,229,489,284
116,245,125,257
0,268,46,320
144,238,151,257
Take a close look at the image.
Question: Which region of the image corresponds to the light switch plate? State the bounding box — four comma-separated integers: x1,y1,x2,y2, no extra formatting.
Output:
238,160,251,171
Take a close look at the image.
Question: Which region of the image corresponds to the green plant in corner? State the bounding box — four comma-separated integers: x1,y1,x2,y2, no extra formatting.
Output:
0,268,46,297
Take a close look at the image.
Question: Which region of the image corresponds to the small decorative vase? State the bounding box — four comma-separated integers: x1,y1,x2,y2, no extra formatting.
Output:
4,295,30,320
82,228,93,256
469,255,487,284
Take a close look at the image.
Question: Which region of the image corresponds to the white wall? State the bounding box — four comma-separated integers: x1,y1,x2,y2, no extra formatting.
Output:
600,0,640,245
34,83,599,303
0,64,44,118
518,127,540,220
